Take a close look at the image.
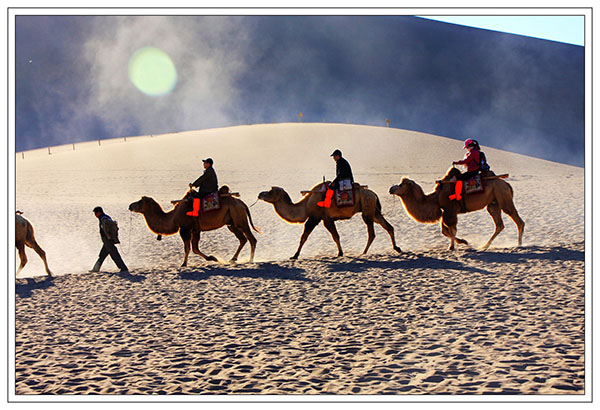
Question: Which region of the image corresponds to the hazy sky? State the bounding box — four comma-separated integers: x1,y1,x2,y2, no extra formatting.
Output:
14,14,585,166
420,16,584,46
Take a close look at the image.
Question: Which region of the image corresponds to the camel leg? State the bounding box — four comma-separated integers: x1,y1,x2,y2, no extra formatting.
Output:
481,202,504,250
242,227,257,263
441,211,458,250
291,217,321,259
26,241,52,277
16,242,27,275
179,229,192,267
374,211,401,253
190,230,218,262
227,225,247,263
499,201,525,247
323,220,343,257
361,215,376,255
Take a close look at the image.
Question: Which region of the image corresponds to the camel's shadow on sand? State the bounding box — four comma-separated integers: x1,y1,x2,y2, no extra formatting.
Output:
464,244,584,264
320,254,498,276
178,262,311,282
16,276,55,298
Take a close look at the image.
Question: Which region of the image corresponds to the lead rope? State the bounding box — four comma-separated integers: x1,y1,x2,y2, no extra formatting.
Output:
119,212,134,255
248,198,259,208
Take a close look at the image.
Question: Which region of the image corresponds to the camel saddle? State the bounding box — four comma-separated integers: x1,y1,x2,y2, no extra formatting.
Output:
201,192,221,213
464,174,485,195
334,181,359,208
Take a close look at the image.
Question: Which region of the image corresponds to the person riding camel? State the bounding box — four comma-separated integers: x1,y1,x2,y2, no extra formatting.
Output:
318,149,354,208
450,138,482,201
187,158,218,217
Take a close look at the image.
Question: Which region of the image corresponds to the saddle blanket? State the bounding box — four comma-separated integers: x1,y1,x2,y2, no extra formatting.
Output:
202,192,221,213
335,188,355,207
464,175,485,195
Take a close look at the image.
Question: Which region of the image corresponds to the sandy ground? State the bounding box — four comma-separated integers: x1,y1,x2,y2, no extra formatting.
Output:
15,243,584,395
13,124,586,396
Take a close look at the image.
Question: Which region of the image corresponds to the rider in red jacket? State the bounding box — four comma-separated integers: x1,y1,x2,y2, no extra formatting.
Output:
451,138,482,200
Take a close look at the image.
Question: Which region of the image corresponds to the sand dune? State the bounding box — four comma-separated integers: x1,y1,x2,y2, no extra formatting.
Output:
13,123,585,397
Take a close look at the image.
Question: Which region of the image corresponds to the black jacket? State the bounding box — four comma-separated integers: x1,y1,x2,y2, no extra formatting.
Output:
332,157,354,186
192,166,218,193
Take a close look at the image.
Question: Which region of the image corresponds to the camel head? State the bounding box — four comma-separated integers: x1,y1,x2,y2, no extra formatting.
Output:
128,196,159,214
258,186,289,204
389,178,414,196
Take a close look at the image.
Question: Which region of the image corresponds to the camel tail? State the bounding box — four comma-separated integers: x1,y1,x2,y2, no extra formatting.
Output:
244,203,261,234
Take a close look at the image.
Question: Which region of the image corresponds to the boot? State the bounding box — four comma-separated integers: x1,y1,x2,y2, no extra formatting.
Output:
186,198,201,216
449,180,463,201
317,189,334,208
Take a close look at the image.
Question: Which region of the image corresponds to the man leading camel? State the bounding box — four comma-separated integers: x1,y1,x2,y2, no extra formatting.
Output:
188,157,218,217
318,149,354,208
91,206,129,274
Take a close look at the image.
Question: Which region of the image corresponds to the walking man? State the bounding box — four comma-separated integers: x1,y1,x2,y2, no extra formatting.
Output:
90,206,129,274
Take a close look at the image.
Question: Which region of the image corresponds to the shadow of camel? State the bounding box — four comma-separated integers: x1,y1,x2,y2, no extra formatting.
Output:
319,254,498,276
16,276,55,298
464,244,584,264
178,261,311,282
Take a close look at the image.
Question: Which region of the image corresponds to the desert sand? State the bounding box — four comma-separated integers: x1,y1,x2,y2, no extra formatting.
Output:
13,123,586,397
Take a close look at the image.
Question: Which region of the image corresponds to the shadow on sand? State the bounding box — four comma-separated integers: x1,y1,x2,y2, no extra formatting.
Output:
16,276,55,298
178,261,311,282
464,244,584,264
113,270,147,283
320,253,498,276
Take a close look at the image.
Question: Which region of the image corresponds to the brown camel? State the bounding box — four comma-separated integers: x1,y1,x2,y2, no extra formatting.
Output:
15,212,52,276
258,182,401,259
389,167,524,250
128,189,259,266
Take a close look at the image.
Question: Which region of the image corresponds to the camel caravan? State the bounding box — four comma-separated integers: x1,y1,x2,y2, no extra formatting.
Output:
16,139,525,275
126,141,522,268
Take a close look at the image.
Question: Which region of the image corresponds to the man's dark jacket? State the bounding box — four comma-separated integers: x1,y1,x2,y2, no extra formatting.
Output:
192,166,218,193
332,156,354,187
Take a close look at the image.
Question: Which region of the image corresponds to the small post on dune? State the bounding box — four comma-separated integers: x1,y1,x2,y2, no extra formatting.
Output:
48,147,51,155
73,143,75,151
21,152,24,159
98,140,101,147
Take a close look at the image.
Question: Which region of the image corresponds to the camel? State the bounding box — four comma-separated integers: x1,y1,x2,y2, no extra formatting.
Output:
128,188,259,266
389,167,524,250
15,212,52,276
258,182,401,259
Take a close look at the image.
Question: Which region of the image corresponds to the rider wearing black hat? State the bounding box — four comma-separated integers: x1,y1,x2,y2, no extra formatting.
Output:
330,149,354,190
187,157,218,217
318,149,354,208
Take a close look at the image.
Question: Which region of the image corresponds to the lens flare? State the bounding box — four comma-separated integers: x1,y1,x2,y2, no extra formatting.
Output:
128,47,177,96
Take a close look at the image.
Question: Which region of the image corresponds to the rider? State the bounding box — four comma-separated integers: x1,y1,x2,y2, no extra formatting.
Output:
451,138,482,200
318,149,354,208
187,158,218,217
